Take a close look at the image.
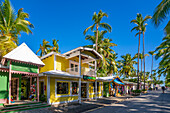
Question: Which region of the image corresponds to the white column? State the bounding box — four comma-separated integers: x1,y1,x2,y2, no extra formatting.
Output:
9,61,11,104
47,76,50,104
87,82,89,99
95,60,97,100
54,55,56,70
78,51,81,103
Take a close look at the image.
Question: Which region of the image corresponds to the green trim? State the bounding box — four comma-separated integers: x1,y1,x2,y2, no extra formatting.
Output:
83,75,96,81
11,62,38,73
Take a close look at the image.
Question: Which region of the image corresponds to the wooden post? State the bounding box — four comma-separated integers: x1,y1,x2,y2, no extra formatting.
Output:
95,60,97,100
9,61,11,104
37,76,39,102
37,67,39,102
30,77,32,94
78,51,81,103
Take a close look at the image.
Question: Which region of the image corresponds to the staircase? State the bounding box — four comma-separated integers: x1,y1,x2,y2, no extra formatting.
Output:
0,102,51,113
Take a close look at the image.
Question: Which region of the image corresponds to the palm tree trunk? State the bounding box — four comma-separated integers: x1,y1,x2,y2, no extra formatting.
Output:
151,55,153,88
96,23,99,51
140,59,142,90
137,31,141,90
143,32,146,90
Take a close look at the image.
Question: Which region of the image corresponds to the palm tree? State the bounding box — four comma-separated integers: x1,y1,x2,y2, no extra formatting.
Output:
0,0,33,57
36,39,51,56
148,51,156,81
50,39,60,53
0,0,33,42
85,30,117,67
155,35,170,77
152,0,170,34
131,13,142,89
141,16,152,90
119,54,137,78
131,13,151,89
83,10,112,51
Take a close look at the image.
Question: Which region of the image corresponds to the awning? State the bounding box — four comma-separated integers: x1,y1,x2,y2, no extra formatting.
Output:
113,78,124,85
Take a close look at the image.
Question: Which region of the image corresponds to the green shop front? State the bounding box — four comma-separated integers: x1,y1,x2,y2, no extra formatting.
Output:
0,43,44,105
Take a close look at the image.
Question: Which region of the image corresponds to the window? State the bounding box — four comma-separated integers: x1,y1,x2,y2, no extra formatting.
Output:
93,82,99,92
57,82,69,94
72,82,78,95
69,61,79,73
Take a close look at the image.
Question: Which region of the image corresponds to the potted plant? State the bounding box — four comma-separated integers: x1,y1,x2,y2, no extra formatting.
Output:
132,90,141,96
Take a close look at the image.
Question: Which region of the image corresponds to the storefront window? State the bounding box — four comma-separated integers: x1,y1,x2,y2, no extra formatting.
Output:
72,82,78,95
93,82,99,92
57,82,68,94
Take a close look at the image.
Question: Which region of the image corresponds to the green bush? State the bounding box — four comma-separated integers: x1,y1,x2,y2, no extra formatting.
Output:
142,89,147,91
39,95,47,102
132,90,141,93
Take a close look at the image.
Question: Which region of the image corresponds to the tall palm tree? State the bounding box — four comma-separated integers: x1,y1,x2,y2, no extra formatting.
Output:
148,51,156,80
36,39,51,56
141,16,152,90
83,10,112,51
152,0,170,34
0,0,33,57
155,35,170,77
131,13,142,89
50,39,60,53
131,13,151,89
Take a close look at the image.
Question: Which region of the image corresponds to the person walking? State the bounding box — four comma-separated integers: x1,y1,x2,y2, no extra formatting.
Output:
162,86,166,93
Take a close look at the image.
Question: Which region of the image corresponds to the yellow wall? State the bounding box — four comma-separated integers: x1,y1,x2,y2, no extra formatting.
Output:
56,55,69,72
40,55,54,73
89,82,103,99
50,77,79,104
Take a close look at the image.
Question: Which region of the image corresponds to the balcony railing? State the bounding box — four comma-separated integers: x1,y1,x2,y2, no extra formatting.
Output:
66,67,96,76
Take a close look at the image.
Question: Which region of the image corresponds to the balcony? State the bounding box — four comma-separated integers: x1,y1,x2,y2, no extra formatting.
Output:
66,67,96,76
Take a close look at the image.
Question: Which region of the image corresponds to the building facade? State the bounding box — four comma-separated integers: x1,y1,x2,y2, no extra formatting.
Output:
39,47,103,104
0,43,44,106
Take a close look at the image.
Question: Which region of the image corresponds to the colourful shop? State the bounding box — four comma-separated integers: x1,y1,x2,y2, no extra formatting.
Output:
39,47,103,104
97,76,125,97
0,43,44,106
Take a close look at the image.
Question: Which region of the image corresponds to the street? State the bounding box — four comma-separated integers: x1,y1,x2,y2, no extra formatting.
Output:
86,89,170,113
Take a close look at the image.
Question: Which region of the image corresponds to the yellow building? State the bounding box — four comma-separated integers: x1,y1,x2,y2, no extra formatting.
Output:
39,47,103,104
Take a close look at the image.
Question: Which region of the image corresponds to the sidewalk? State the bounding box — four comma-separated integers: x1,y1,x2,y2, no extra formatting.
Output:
48,95,134,113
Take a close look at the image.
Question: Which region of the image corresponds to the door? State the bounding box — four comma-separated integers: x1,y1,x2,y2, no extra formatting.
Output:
11,78,19,100
81,83,87,98
40,81,44,95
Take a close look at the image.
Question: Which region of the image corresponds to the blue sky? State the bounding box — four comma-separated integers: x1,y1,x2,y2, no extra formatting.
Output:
12,0,168,82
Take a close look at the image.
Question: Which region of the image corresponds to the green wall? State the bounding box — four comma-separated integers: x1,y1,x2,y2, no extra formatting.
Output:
0,72,8,100
10,62,38,73
0,72,21,101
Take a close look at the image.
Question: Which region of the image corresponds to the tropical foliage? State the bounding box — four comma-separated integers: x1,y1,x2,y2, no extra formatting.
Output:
155,35,170,77
152,0,170,34
84,30,117,77
36,39,60,56
83,10,112,51
0,0,33,58
118,54,137,78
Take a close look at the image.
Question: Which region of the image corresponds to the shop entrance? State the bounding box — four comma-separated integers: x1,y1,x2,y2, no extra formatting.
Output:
11,78,19,100
81,83,87,98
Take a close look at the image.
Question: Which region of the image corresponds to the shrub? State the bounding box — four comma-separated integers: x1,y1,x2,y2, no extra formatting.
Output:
39,95,47,102
142,89,147,91
132,89,141,93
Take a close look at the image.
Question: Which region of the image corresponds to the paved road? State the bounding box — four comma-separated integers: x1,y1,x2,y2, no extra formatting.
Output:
87,90,170,113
